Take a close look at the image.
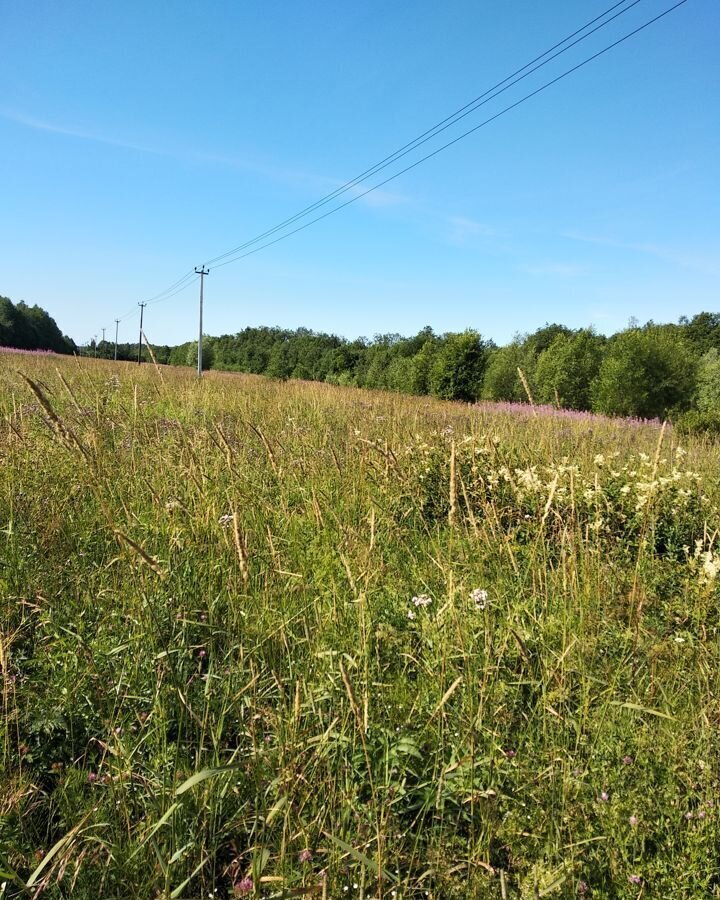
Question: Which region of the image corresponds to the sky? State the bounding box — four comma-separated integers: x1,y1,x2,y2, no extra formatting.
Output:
1,0,718,348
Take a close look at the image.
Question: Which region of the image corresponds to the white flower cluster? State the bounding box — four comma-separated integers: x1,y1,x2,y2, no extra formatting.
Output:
470,588,489,610
694,540,719,584
408,594,432,619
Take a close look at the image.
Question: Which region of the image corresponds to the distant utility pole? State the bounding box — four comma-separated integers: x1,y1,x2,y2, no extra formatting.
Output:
194,266,209,377
101,327,106,345
114,319,120,361
93,336,97,358
138,303,146,364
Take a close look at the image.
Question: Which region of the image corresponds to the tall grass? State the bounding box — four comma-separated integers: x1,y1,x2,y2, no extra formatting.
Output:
1,353,719,899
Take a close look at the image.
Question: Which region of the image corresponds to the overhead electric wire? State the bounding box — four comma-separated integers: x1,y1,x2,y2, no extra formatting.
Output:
147,274,199,307
111,276,198,337
145,270,197,305
107,0,687,342
203,0,646,268
209,0,688,271
140,0,645,306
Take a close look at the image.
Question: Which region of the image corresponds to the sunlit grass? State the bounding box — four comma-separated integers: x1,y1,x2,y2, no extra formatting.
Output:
1,353,719,899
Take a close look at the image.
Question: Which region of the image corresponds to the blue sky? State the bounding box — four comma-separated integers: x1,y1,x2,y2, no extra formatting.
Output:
1,0,718,347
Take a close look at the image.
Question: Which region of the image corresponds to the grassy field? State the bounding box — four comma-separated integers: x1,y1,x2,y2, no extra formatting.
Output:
1,351,719,899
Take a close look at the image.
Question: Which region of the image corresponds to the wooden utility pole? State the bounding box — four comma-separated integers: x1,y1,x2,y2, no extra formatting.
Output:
194,267,209,377
138,303,146,364
114,319,120,361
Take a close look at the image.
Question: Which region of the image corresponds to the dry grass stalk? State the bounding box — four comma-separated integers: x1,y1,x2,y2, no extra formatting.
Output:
141,330,165,384
232,512,250,585
448,438,457,527
517,366,537,413
113,530,165,577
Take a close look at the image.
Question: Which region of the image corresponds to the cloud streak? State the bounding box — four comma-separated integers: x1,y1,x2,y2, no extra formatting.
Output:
1,107,410,212
519,261,587,276
0,108,166,156
562,230,720,276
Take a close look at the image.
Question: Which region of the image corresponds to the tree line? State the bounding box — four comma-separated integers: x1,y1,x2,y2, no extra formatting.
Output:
3,292,719,429
116,314,719,429
0,295,76,355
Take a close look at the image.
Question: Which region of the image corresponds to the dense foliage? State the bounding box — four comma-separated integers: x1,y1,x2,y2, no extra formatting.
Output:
124,315,720,422
0,296,75,355
2,354,720,898
125,312,717,425
5,291,720,426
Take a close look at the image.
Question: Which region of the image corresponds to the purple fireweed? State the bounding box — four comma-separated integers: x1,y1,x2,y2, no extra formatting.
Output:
0,346,59,356
474,400,665,428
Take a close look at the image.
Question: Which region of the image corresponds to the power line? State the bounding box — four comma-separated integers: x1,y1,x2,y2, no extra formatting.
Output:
137,0,646,309
204,0,646,269
147,274,199,308
101,0,688,346
209,0,688,272
146,270,197,305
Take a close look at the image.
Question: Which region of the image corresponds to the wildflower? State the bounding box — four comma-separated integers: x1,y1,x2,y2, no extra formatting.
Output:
233,877,253,895
87,772,97,783
198,649,206,659
577,881,588,895
407,610,416,620
599,791,609,802
504,749,517,759
684,811,693,820
622,755,634,766
411,594,432,608
218,514,234,527
698,809,706,820
298,848,313,863
628,874,642,885
629,815,638,827
470,588,489,610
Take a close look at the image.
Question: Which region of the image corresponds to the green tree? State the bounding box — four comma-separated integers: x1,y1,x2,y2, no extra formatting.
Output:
481,343,528,401
696,348,720,412
679,312,720,357
429,330,489,402
534,329,605,410
592,326,697,419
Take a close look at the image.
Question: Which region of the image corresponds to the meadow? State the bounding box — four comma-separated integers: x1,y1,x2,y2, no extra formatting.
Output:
1,351,719,899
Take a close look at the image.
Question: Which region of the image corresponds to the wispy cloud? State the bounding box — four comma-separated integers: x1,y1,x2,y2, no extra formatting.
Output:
562,230,720,276
2,106,410,211
445,215,497,244
0,108,167,156
519,261,587,277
